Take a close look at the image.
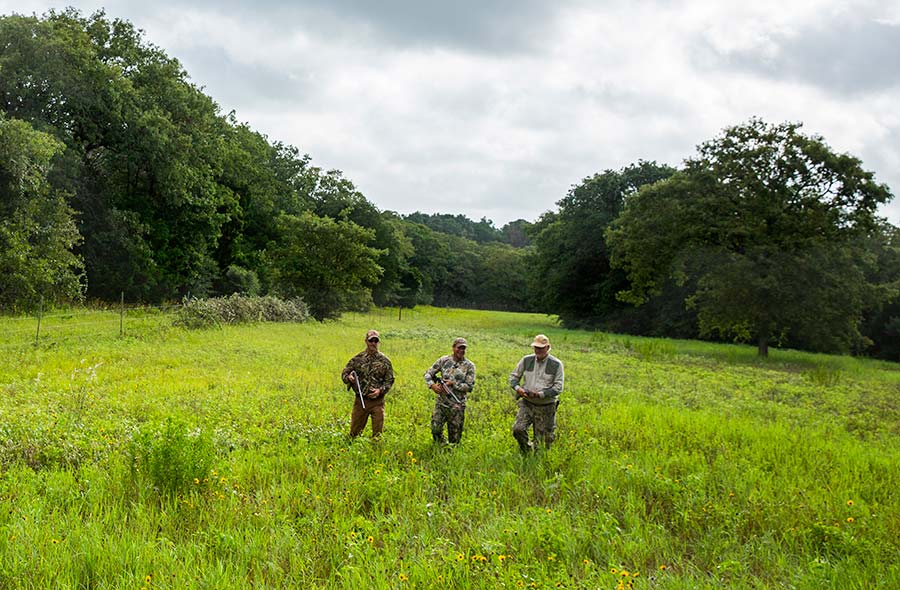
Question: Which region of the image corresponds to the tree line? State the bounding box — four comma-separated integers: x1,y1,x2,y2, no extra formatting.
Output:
0,9,533,319
2,10,898,359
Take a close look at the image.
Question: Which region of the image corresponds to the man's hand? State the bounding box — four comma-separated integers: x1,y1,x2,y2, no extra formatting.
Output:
368,388,382,398
430,383,443,393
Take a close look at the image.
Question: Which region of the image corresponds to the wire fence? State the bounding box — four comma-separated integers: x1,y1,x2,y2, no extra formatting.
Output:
0,296,185,351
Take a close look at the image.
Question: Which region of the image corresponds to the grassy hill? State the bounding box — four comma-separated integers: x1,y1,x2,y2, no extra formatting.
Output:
0,306,898,589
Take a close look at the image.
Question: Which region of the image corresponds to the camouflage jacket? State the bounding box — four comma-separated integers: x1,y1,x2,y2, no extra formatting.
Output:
341,351,395,400
424,355,476,404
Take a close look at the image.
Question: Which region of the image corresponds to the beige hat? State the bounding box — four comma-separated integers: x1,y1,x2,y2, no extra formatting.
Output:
530,334,550,348
366,330,380,341
452,337,467,348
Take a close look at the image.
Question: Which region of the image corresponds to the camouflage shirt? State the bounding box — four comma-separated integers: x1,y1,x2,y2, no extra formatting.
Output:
424,355,476,404
341,351,395,400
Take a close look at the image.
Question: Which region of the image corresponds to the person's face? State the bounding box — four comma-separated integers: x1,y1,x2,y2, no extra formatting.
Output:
533,345,549,360
366,336,380,353
453,344,466,360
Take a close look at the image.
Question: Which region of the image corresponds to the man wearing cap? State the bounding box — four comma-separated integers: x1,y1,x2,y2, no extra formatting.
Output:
341,330,395,438
509,334,564,453
424,337,476,444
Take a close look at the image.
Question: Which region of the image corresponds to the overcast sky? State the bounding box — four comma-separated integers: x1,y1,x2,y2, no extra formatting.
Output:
4,0,900,226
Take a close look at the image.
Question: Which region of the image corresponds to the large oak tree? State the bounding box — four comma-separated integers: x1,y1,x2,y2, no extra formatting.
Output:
607,119,895,356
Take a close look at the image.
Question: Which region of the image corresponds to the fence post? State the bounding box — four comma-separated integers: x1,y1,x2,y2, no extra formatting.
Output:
119,291,125,336
35,297,43,346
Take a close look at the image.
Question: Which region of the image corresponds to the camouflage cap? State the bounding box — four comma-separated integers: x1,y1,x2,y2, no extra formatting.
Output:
452,337,467,348
366,329,380,341
530,334,550,348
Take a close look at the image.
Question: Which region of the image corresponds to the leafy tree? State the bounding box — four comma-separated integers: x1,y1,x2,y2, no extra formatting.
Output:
400,221,452,305
608,119,893,356
266,212,383,320
859,223,900,360
404,212,503,243
529,161,675,326
1,10,234,301
0,115,84,309
500,219,532,247
471,242,532,311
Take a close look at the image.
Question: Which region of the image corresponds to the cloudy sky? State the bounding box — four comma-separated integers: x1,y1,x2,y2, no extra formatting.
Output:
4,0,900,226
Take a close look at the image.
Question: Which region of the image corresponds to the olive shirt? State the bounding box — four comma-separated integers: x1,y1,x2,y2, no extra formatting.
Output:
341,351,395,401
508,353,564,406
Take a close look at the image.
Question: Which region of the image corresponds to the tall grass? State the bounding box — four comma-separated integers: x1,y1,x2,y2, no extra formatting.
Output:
0,306,897,588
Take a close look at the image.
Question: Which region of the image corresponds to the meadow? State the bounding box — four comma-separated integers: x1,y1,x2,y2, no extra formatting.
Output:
0,306,898,589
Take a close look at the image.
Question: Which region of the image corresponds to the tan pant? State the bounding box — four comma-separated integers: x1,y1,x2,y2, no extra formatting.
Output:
350,396,385,437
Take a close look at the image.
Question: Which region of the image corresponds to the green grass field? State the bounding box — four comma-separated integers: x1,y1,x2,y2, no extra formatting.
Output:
1,306,898,589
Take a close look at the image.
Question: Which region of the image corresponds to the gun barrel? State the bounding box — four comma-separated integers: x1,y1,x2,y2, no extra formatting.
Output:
441,381,462,404
351,370,366,409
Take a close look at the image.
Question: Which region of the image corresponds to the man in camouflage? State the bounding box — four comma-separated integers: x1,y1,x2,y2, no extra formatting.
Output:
341,329,395,438
424,337,476,444
509,334,564,453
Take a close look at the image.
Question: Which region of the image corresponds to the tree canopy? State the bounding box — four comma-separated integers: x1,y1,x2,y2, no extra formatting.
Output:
607,119,895,355
528,161,675,326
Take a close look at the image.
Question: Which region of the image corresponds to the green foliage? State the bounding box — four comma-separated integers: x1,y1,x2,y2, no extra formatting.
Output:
0,115,84,310
175,294,310,328
267,212,383,320
529,161,675,326
608,119,894,356
219,264,261,296
0,10,232,301
127,418,214,495
404,212,503,243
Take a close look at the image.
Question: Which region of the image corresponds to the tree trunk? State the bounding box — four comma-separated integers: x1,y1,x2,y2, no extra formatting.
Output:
757,334,769,357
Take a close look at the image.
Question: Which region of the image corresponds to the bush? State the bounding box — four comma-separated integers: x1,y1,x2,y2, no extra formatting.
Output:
221,264,261,296
127,418,214,495
174,294,310,328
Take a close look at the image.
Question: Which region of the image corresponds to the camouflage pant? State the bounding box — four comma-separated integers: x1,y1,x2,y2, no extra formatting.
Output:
512,399,559,453
432,399,466,444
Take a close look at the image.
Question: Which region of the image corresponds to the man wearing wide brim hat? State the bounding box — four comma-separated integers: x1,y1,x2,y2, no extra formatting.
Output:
509,334,565,453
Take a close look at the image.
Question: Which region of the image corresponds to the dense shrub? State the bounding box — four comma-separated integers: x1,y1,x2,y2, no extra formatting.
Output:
126,418,214,495
174,294,310,328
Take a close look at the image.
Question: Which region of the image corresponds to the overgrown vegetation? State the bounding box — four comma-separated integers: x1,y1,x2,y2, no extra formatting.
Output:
175,294,311,328
0,306,897,588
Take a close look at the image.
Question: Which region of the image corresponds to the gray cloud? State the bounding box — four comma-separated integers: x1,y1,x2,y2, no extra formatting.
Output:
2,0,899,227
707,18,900,95
121,0,566,54
178,46,317,109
